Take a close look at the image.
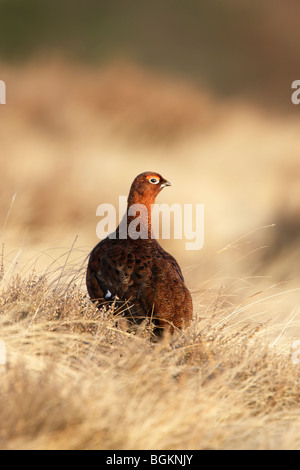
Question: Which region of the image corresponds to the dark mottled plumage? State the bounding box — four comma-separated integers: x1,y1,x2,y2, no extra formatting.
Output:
86,172,193,332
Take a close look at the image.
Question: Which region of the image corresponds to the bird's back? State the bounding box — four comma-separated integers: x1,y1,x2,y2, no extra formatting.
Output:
86,236,193,331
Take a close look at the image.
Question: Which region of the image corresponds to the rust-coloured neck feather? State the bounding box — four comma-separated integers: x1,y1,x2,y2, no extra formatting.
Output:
127,189,156,239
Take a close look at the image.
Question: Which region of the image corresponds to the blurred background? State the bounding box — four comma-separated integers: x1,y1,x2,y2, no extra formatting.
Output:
0,0,299,323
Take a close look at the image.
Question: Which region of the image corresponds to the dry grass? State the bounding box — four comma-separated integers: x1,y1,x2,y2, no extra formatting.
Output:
0,250,300,450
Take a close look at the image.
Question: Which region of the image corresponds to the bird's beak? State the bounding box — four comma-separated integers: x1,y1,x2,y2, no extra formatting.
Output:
161,180,171,188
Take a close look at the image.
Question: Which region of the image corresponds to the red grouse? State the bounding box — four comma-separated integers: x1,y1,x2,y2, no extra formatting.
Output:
86,171,193,332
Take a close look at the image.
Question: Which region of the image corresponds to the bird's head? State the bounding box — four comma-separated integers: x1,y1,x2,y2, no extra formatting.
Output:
128,171,171,205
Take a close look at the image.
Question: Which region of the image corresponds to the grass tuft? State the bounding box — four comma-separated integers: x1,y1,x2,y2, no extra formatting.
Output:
0,250,300,450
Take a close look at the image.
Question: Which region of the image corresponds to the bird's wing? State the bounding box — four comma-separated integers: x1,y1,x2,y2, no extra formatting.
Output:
86,240,106,302
86,239,137,304
155,244,185,282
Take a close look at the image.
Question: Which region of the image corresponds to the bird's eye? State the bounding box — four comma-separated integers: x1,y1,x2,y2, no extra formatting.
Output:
149,177,160,184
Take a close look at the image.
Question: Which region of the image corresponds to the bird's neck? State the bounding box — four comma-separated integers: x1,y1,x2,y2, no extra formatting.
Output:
124,190,155,239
